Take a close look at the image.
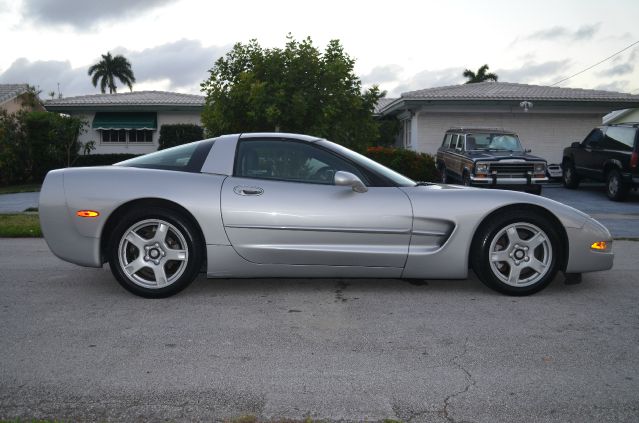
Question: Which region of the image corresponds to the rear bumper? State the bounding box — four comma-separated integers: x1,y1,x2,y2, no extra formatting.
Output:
39,171,102,268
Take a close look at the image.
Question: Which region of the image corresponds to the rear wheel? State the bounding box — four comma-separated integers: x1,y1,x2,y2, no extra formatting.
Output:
108,207,203,298
563,161,580,189
471,210,561,296
440,165,448,183
606,169,629,201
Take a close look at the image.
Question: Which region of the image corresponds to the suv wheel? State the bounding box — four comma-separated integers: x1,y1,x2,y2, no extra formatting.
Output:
563,161,580,189
607,169,629,201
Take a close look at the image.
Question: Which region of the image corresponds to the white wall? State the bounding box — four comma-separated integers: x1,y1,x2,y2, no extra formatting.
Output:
75,110,202,155
413,111,602,164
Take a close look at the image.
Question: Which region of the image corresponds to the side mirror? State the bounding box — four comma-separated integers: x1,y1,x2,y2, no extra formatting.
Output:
334,171,368,193
571,142,581,148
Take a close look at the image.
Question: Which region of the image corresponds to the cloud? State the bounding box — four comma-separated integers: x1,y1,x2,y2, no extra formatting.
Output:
496,60,571,83
0,39,230,97
391,67,465,95
113,39,230,91
21,0,172,30
597,63,634,77
594,80,630,92
360,64,403,84
524,23,601,42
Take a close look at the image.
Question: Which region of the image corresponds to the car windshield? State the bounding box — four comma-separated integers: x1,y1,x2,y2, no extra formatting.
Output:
467,133,523,152
317,140,417,187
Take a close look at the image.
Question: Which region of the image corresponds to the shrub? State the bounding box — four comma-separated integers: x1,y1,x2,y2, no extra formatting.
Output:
158,124,204,150
364,146,439,182
74,154,139,167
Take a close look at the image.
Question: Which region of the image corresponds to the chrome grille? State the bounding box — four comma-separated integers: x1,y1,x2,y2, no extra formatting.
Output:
488,162,534,177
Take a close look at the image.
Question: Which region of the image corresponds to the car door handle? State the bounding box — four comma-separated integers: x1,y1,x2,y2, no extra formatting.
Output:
233,186,264,196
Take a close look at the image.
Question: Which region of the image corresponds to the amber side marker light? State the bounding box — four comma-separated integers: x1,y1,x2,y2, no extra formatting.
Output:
590,241,608,251
76,210,100,218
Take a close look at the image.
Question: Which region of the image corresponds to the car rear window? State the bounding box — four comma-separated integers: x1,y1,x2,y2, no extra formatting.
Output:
603,127,635,151
116,139,214,172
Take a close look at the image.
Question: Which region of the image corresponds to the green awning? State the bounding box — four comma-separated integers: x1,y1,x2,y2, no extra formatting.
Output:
92,112,157,130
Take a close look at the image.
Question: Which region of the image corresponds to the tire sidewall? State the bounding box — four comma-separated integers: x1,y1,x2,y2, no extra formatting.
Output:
472,211,561,296
607,169,628,201
108,207,203,298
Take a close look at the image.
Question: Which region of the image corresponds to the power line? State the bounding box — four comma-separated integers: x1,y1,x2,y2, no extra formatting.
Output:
550,39,639,87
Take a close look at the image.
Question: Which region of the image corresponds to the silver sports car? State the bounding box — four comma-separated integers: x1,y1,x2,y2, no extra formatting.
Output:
39,133,614,298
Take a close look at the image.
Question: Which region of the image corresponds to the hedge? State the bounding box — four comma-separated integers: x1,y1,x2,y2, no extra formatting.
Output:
158,124,204,150
364,146,439,182
74,154,139,167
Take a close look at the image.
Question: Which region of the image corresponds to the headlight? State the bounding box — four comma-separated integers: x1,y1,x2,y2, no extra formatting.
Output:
475,163,489,174
534,163,546,173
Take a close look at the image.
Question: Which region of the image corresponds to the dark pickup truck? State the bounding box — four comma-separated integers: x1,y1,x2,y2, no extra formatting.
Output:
436,128,548,194
562,123,639,201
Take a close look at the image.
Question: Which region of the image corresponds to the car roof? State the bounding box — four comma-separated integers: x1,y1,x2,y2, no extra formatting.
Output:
239,132,323,142
445,127,517,135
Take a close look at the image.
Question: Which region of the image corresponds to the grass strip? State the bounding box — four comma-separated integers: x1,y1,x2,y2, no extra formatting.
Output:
0,213,42,237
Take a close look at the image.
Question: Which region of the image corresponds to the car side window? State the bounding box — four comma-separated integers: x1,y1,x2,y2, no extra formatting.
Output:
602,127,635,151
442,134,450,148
455,135,464,150
235,139,368,185
583,128,604,148
450,134,458,150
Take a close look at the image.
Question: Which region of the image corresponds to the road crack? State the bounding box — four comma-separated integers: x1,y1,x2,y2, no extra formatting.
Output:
442,337,476,423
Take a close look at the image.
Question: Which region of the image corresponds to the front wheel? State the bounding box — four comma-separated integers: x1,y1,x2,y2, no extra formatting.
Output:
606,169,629,201
471,210,561,296
108,207,203,298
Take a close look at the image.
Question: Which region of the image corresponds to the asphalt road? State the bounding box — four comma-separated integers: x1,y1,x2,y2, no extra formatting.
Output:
1,239,638,422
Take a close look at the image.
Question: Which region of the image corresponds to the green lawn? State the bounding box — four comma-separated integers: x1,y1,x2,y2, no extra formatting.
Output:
0,184,41,194
0,213,42,237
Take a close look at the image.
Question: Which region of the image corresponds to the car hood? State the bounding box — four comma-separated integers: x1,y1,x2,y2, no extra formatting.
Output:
466,151,546,161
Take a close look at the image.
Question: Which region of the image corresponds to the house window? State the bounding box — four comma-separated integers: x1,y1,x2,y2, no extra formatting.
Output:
402,119,412,148
101,129,154,144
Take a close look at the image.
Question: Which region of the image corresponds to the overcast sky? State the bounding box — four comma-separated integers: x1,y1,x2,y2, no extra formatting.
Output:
0,0,637,99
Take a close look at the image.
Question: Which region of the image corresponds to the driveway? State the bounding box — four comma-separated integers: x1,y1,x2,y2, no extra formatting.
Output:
542,183,639,238
1,239,638,422
0,192,39,213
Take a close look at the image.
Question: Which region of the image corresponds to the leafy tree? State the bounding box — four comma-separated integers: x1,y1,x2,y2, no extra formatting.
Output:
201,35,384,150
463,64,498,84
0,111,85,185
88,52,136,94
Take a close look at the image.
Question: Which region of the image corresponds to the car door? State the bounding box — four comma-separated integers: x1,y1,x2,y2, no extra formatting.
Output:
220,138,413,267
577,128,606,179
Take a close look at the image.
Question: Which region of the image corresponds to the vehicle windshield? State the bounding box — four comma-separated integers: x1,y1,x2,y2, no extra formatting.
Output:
467,133,523,152
317,140,417,187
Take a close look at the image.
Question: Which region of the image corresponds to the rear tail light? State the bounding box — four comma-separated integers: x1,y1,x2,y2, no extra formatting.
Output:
631,151,638,169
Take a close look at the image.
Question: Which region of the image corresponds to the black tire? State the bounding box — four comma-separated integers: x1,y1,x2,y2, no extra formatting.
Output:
462,171,472,186
606,169,629,201
562,161,580,189
107,207,204,298
470,209,561,296
440,165,448,183
527,185,542,195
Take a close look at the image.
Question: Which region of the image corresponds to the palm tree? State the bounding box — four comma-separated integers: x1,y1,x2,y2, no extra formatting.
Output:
463,64,498,84
88,52,136,94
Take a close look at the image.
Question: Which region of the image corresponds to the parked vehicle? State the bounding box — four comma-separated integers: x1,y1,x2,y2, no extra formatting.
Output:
40,133,613,298
562,123,639,201
436,128,548,195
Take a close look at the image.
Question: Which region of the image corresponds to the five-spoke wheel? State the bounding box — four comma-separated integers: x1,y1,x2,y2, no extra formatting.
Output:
471,209,560,295
108,207,203,298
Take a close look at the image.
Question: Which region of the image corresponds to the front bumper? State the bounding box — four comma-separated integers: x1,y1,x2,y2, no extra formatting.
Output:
565,218,614,273
470,175,548,185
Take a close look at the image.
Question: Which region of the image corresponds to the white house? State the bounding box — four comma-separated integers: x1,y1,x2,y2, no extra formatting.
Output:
0,83,46,113
379,82,639,164
45,91,205,155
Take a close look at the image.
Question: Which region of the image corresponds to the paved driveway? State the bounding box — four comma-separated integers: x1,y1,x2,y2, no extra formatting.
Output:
542,184,639,238
1,239,638,422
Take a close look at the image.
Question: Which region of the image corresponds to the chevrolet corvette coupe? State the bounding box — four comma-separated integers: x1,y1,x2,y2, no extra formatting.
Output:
39,133,614,297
